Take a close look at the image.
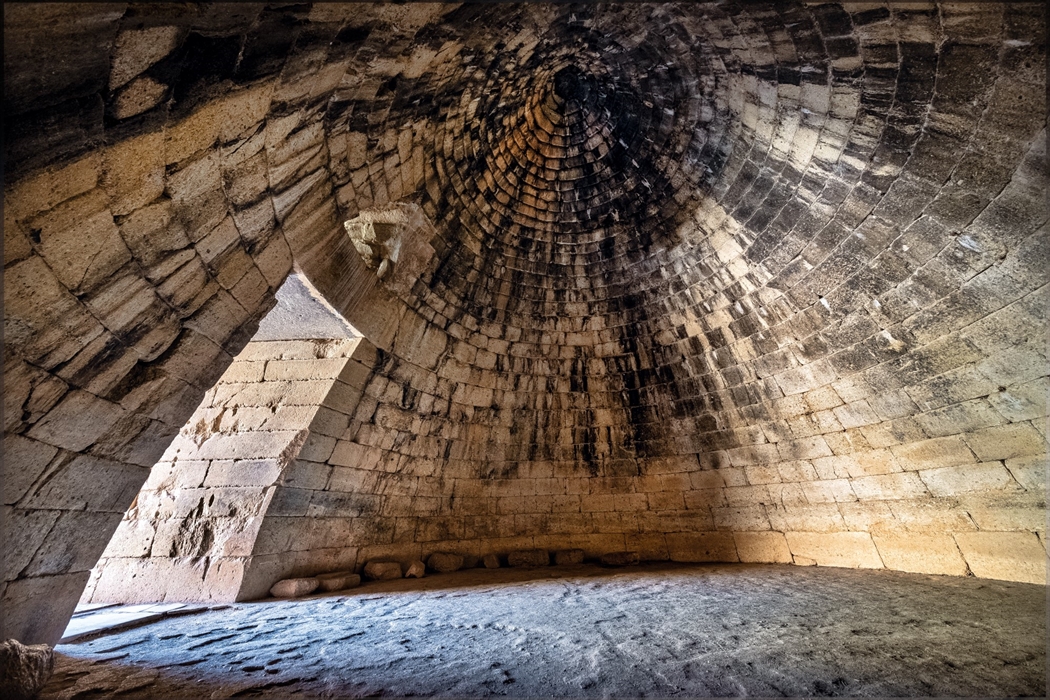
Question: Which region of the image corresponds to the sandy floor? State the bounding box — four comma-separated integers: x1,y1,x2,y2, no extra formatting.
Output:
43,563,1046,698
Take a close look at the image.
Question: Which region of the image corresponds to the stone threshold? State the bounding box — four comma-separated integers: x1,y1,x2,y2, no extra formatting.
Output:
59,603,226,644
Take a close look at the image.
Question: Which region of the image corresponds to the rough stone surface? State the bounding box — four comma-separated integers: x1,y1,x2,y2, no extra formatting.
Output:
0,639,54,700
268,578,319,599
426,552,465,574
600,552,641,567
554,549,586,566
41,565,1047,698
508,549,550,568
405,561,426,579
482,554,501,569
362,561,402,581
315,572,360,592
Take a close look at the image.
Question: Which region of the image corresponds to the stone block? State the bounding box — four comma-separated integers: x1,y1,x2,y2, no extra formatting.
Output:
1,508,61,582
800,479,856,504
890,436,977,471
785,532,883,569
599,551,640,567
165,102,222,165
553,548,585,565
766,503,845,533
954,531,1047,584
0,638,54,700
4,152,99,221
316,571,361,592
0,570,91,645
363,560,402,580
872,534,968,576
666,533,738,563
624,533,669,561
1004,455,1047,492
23,510,122,576
405,561,426,578
733,532,793,563
270,577,320,598
508,549,549,567
102,130,165,216
427,551,464,573
482,553,501,568
1,435,59,505
963,423,1046,462
265,358,348,382
919,463,1022,497
21,454,145,513
29,189,130,294
963,503,1046,533
850,472,928,501
4,256,105,370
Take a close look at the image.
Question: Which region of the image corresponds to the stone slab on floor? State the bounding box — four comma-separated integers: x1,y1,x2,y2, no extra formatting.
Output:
60,603,210,644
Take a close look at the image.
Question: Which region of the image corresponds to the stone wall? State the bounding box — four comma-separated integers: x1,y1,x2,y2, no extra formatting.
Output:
83,337,364,603
3,2,1046,645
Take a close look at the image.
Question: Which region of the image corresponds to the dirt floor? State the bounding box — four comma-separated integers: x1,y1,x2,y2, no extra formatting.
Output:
42,563,1047,698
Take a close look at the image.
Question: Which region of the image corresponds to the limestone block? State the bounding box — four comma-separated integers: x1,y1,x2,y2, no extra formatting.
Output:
599,551,640,567
800,479,857,504
919,463,1022,497
1,508,61,582
625,533,669,561
102,517,156,559
405,561,426,578
766,503,845,533
3,256,105,370
363,560,402,580
0,570,91,645
265,358,349,382
666,533,738,563
316,571,361,592
119,201,191,270
23,510,122,576
785,532,884,569
1,435,59,505
165,102,222,165
28,389,125,456
102,131,165,215
4,153,99,221
482,553,501,568
890,436,976,471
270,577,320,598
507,549,549,567
733,532,793,563
0,638,54,700
963,423,1046,462
954,531,1047,584
19,454,145,513
872,534,968,576
109,25,182,90
29,189,130,293
1004,455,1047,492
427,551,465,573
194,430,306,462
203,459,285,488
553,549,585,565
850,472,928,501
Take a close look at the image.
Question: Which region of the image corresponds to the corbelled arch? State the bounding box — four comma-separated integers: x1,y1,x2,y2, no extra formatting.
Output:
3,2,1046,648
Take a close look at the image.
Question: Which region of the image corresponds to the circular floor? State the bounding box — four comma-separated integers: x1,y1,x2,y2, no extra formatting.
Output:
44,563,1046,698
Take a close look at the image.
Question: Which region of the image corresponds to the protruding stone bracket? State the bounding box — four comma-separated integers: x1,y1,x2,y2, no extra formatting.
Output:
343,203,437,298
